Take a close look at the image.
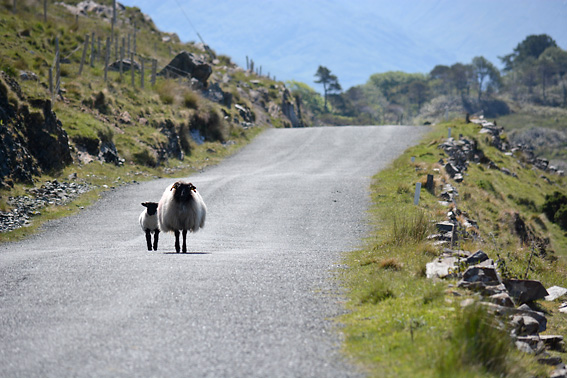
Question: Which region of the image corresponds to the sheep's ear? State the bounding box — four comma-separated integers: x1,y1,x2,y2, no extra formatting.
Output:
171,182,180,191
141,202,148,207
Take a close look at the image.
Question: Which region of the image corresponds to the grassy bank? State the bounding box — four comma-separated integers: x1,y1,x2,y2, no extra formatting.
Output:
340,121,567,377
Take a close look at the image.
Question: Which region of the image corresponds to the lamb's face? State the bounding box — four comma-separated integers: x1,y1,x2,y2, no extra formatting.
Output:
142,202,159,215
171,182,197,202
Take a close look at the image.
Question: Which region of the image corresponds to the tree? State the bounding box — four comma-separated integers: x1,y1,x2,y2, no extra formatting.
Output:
449,63,474,96
471,56,501,101
500,34,558,71
314,66,342,111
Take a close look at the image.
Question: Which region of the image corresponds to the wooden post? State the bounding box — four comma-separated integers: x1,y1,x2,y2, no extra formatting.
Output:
104,37,110,82
49,67,53,102
12,0,16,14
78,34,89,75
140,58,144,89
131,53,135,88
43,0,47,22
119,44,124,79
151,59,157,87
97,36,101,63
90,32,95,67
55,37,60,101
133,23,137,55
111,0,116,42
127,34,130,56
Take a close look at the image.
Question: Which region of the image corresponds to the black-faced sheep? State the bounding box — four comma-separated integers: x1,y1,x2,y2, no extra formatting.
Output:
140,202,160,251
157,181,207,253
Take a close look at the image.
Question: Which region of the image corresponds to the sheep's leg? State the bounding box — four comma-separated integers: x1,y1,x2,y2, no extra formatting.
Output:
145,230,152,251
153,230,159,251
174,230,181,253
182,230,188,253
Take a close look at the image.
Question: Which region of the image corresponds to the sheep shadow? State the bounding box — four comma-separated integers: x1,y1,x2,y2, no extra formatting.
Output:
162,251,210,255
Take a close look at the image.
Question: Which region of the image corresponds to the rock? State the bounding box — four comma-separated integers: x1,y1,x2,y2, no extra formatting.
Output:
425,256,462,279
465,249,489,265
489,292,515,307
436,221,455,233
159,120,183,161
202,82,232,108
482,302,547,333
503,279,549,304
510,314,541,336
560,302,567,313
540,335,565,352
537,356,563,366
545,286,567,301
158,51,212,85
551,367,567,378
458,266,501,287
107,58,141,72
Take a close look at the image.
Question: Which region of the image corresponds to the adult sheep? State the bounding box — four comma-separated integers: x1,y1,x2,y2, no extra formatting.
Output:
157,181,207,253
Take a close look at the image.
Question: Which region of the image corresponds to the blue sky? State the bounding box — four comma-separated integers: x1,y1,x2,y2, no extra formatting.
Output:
119,0,567,90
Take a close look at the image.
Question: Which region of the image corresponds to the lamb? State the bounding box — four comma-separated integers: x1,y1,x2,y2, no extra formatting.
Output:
139,202,160,251
157,181,207,253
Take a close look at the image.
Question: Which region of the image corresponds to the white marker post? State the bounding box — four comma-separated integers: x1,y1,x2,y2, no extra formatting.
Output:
414,182,421,205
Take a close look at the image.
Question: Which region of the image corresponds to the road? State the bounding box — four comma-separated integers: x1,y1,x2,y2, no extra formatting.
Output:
0,126,425,377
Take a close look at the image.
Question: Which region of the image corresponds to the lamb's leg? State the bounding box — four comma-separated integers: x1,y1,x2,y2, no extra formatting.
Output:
153,230,159,251
145,229,152,251
182,230,188,253
174,230,181,253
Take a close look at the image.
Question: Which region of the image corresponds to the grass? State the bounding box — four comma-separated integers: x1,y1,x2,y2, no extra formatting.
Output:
339,120,567,377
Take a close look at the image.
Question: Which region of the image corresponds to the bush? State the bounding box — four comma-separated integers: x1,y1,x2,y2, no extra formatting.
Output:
554,204,567,230
542,191,567,229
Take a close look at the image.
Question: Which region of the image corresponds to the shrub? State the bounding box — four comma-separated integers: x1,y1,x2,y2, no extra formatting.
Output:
542,191,567,228
554,204,567,230
391,208,430,246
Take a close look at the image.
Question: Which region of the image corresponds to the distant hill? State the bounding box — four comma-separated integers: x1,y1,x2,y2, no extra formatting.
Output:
119,0,567,90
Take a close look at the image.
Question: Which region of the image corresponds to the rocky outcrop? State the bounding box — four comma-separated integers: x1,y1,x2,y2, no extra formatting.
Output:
158,51,212,86
0,73,72,187
281,89,303,128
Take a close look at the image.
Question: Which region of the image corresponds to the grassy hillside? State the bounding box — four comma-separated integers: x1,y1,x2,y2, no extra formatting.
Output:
0,0,297,241
340,120,567,377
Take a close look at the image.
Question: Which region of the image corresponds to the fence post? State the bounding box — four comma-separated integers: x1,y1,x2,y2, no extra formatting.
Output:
78,34,89,75
90,32,95,67
12,0,16,14
43,0,47,22
119,43,124,79
140,58,144,89
131,53,135,88
97,36,101,63
49,67,53,102
133,23,137,55
151,59,157,87
55,36,60,101
104,37,110,82
413,182,421,205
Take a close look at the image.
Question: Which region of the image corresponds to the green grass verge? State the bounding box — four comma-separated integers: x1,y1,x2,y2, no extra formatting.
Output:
339,120,567,377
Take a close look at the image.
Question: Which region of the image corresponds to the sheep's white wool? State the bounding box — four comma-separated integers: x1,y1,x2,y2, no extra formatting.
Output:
139,210,158,232
157,182,207,233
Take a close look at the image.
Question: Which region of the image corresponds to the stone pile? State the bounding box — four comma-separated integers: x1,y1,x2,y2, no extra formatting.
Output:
470,116,564,176
0,179,90,233
426,249,566,376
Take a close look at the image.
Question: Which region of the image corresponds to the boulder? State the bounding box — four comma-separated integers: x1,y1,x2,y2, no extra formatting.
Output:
510,314,541,336
465,249,489,265
158,51,212,85
545,286,567,301
458,266,501,287
503,279,549,304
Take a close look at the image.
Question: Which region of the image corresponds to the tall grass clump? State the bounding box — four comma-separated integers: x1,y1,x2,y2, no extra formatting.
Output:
390,207,430,246
436,305,525,377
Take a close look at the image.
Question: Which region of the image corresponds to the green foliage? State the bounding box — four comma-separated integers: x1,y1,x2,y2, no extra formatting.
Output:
436,305,517,377
543,191,567,230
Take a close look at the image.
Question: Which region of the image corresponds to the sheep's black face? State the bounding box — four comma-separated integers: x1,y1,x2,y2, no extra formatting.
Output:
171,182,197,202
142,202,159,215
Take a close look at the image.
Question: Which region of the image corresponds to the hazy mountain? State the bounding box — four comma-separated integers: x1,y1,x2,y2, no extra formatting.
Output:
120,0,567,90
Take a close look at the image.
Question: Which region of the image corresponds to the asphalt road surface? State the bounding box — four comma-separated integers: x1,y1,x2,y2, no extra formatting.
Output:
0,126,426,377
